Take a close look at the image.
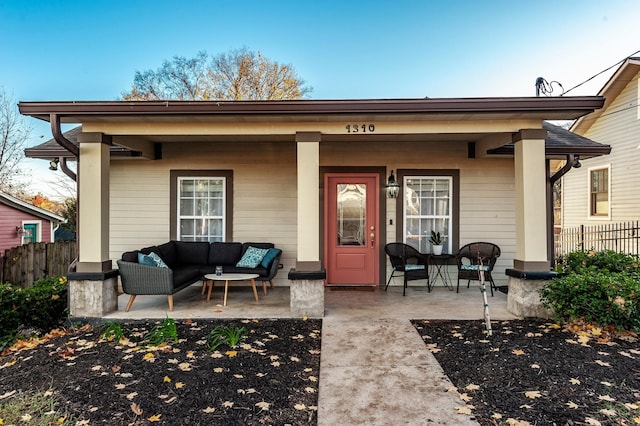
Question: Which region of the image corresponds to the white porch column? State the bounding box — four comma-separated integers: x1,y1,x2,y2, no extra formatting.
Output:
77,132,112,272
295,132,321,271
513,129,549,272
289,132,324,318
68,132,118,317
507,128,554,318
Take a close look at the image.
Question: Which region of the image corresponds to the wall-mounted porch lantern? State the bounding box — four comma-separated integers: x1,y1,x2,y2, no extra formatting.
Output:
386,170,400,199
15,226,24,235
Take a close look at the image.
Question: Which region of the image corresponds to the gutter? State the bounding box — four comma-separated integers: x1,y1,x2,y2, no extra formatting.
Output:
547,154,581,265
51,114,78,182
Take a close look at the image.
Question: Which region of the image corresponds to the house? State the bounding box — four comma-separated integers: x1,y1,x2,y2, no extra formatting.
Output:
18,97,609,318
562,57,640,228
0,191,65,256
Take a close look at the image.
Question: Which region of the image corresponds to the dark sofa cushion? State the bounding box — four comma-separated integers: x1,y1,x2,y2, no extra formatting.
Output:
208,242,243,266
171,266,203,288
122,250,139,262
225,265,269,277
156,241,178,268
175,241,210,265
241,242,274,255
140,245,159,255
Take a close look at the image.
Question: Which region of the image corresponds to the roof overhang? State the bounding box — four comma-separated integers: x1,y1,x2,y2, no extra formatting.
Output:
20,97,606,160
571,58,640,135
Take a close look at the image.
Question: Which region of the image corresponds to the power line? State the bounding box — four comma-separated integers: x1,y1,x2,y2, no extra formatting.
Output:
562,49,640,96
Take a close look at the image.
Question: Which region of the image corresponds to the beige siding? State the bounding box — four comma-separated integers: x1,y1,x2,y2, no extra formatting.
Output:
111,139,516,287
563,70,640,227
322,140,515,287
110,141,297,287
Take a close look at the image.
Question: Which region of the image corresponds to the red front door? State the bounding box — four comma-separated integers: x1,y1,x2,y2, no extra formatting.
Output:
325,174,379,285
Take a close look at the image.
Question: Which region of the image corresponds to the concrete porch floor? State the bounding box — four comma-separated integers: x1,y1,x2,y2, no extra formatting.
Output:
105,282,518,425
104,281,516,321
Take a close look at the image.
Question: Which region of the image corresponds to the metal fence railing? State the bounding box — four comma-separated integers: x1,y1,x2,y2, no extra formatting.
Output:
555,221,640,258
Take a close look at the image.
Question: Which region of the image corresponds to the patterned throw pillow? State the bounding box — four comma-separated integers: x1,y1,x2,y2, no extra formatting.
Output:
236,246,269,268
405,264,425,270
137,252,169,268
460,264,490,271
149,252,169,268
138,252,157,266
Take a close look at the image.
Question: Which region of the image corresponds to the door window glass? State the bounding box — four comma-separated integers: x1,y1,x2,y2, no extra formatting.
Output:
336,183,366,246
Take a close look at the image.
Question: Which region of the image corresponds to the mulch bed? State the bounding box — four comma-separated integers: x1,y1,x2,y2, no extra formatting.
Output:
412,319,640,426
0,318,321,425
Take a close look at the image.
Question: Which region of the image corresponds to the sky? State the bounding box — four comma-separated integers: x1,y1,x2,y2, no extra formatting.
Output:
1,0,639,199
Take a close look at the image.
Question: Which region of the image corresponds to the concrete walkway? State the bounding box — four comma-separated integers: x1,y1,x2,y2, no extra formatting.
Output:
318,317,480,425
107,283,518,424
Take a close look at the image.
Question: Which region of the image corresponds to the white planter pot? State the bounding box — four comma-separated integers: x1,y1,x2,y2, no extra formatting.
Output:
432,245,443,255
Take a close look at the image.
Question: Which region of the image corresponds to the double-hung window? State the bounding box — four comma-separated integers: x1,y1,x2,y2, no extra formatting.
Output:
171,170,233,241
589,166,610,218
403,175,453,254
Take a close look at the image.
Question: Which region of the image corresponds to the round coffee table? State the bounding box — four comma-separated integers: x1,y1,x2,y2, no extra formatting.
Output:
203,273,260,306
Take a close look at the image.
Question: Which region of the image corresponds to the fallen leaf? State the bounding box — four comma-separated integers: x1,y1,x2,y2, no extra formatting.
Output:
163,376,171,383
126,392,138,400
585,418,602,426
0,390,16,400
226,351,237,358
213,367,224,373
164,396,177,404
20,414,32,422
566,401,579,409
524,391,542,399
256,401,271,411
305,387,316,393
570,378,581,385
130,402,143,416
600,408,616,416
512,349,525,356
178,362,191,371
294,403,306,410
115,384,126,390
455,406,472,415
491,412,503,419
148,414,162,422
202,407,216,413
233,374,244,379
519,404,533,409
598,395,616,402
460,393,473,402
601,381,613,387
175,382,185,389
465,384,480,391
308,376,318,382
506,419,532,426
530,364,540,369
595,360,611,367
222,401,234,408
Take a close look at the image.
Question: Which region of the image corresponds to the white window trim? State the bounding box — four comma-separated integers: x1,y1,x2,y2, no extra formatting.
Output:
587,164,611,221
21,220,42,244
177,176,226,241
403,175,453,254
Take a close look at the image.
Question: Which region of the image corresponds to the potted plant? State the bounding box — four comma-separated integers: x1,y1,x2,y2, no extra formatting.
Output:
429,231,444,255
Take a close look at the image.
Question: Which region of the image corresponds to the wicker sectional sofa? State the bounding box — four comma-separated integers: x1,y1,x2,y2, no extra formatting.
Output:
116,241,282,311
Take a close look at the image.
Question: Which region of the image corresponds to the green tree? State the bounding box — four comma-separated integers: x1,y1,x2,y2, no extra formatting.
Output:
0,88,31,195
121,48,312,101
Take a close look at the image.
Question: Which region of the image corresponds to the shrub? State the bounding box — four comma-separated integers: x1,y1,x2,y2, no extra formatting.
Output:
0,276,68,350
542,251,640,331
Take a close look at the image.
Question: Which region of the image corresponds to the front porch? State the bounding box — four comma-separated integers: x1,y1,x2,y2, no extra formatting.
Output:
103,282,518,321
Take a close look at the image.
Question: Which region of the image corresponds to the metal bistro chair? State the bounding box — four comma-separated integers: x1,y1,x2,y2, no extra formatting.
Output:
384,243,430,296
456,242,501,296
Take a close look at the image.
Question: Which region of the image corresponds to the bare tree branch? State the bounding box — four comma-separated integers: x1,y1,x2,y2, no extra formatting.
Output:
0,88,31,195
121,48,312,101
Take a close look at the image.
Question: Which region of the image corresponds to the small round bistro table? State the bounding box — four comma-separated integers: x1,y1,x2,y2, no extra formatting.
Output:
203,273,260,306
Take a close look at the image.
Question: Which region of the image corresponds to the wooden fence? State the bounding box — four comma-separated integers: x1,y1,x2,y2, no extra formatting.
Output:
555,221,640,258
0,241,77,287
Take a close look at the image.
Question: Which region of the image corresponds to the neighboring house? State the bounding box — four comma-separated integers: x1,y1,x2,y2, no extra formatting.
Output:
563,57,640,226
19,97,609,318
0,191,65,256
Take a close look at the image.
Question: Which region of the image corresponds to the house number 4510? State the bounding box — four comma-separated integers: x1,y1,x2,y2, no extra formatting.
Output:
345,124,375,133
